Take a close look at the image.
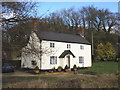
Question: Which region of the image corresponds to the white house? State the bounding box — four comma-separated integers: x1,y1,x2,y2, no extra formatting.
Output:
21,30,92,70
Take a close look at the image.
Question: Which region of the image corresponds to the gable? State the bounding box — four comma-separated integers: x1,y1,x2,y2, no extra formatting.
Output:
59,50,75,58
24,32,41,50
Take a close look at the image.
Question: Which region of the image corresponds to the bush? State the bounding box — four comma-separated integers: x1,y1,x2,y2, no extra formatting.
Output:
57,66,63,70
73,64,77,69
116,58,120,62
64,65,69,69
34,66,39,70
52,67,56,72
77,66,81,70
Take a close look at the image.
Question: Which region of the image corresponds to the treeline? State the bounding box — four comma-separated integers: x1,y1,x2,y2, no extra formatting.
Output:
41,6,118,33
32,6,119,61
2,2,120,60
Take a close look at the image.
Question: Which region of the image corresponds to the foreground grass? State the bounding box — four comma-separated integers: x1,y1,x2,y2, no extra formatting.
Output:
2,61,119,88
3,74,119,88
78,61,118,74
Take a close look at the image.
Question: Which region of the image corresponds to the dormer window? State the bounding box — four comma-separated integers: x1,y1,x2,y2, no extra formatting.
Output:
67,44,71,49
80,45,84,50
50,43,55,48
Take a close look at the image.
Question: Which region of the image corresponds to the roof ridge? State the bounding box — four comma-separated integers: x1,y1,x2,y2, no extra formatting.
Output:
36,30,84,38
35,30,90,45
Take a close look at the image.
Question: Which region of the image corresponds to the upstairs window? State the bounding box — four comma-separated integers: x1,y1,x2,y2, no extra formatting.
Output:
50,43,55,48
79,56,84,63
67,44,71,49
80,45,84,50
50,56,57,64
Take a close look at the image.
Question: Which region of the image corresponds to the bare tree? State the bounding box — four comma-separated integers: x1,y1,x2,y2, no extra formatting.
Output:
95,9,118,33
2,2,37,30
80,6,98,30
2,2,37,59
60,8,81,30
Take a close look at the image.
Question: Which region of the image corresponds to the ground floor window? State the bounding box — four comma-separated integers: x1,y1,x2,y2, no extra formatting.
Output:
50,56,57,64
79,56,84,63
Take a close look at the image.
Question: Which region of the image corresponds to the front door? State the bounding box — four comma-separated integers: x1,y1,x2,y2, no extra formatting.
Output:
66,56,70,68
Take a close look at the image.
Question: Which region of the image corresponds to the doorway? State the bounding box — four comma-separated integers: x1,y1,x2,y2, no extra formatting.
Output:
66,56,70,68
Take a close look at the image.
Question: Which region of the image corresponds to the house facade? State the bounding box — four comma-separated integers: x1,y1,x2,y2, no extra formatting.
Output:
21,30,92,70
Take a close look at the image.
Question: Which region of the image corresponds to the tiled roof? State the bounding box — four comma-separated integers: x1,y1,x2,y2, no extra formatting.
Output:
35,30,90,45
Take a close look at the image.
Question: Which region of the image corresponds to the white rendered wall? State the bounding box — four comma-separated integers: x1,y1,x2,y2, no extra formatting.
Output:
21,32,92,70
41,40,92,70
21,32,41,69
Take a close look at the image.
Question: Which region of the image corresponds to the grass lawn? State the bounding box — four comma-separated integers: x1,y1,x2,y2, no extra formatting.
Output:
3,73,119,88
78,61,119,74
2,61,119,88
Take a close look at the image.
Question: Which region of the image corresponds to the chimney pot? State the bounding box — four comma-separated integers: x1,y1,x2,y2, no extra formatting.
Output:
76,27,84,38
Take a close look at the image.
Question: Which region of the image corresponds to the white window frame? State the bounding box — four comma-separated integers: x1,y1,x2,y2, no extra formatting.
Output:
80,45,84,50
50,42,55,48
67,44,71,49
79,56,84,63
50,56,57,64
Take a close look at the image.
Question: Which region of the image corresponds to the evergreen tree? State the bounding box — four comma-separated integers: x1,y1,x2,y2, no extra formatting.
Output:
96,43,106,60
105,42,116,60
96,42,116,61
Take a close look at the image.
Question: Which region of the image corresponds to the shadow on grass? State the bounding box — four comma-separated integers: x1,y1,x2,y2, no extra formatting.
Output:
80,71,97,75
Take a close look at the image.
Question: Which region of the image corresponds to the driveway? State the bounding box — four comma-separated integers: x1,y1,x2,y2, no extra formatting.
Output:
2,70,42,77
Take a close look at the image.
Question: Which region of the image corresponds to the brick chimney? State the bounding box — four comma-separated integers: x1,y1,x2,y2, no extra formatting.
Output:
76,25,84,38
32,18,39,31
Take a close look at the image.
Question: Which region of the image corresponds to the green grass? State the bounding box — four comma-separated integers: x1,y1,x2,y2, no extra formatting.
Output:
3,62,119,88
3,72,118,88
78,61,118,74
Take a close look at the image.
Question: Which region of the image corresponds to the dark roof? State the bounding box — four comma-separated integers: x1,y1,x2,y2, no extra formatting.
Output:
35,30,90,44
59,50,75,58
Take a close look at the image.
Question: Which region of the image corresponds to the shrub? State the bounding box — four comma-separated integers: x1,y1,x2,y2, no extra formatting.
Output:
52,67,56,72
77,66,81,70
116,58,120,62
73,64,77,69
34,66,39,70
64,65,69,69
57,66,63,70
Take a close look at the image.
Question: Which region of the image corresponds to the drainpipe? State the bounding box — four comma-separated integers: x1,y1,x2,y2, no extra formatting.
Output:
39,40,42,70
91,21,94,62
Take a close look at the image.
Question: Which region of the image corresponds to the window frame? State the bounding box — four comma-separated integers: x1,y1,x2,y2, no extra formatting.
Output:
79,56,84,63
67,44,71,49
80,45,84,50
50,42,55,48
50,56,57,64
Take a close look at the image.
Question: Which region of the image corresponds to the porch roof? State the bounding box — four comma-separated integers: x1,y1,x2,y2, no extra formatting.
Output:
59,50,75,58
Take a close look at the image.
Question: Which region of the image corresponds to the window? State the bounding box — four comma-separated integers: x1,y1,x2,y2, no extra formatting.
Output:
50,56,57,64
79,56,84,63
31,60,37,66
67,44,71,49
80,45,84,50
50,43,55,48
